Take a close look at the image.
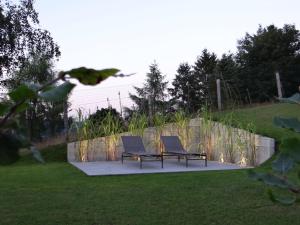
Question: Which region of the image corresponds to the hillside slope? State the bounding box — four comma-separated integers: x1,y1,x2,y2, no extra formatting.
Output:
213,103,300,142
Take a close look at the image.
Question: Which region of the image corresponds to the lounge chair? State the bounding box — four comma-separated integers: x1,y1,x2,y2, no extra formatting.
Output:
160,136,207,167
121,136,163,169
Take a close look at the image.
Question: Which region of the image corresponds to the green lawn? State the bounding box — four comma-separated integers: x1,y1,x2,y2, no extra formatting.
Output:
0,103,299,225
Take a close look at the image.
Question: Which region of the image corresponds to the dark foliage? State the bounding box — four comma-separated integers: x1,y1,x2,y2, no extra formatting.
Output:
236,24,300,102
0,0,60,79
88,107,124,127
0,132,21,164
169,63,198,113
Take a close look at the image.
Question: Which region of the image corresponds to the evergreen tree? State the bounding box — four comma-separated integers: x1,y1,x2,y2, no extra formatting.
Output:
128,62,168,116
216,53,242,105
193,49,218,108
237,24,300,102
169,63,198,113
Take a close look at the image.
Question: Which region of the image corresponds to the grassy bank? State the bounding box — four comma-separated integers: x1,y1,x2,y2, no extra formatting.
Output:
213,103,300,142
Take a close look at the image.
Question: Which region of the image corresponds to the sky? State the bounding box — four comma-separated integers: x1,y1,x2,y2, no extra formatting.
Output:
35,0,300,116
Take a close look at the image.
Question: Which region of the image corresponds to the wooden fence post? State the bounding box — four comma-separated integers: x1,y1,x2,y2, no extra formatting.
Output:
148,94,153,126
275,71,283,98
216,79,222,111
63,100,69,142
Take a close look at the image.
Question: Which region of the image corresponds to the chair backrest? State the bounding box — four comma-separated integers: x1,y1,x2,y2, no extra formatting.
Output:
160,136,186,153
121,136,146,153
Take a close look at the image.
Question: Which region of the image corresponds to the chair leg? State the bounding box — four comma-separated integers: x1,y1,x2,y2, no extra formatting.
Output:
178,155,180,162
121,154,124,164
140,157,142,169
205,157,207,167
185,156,188,168
161,155,164,168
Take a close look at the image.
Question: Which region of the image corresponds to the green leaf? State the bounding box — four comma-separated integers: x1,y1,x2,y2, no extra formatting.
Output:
272,153,294,174
279,93,300,104
8,84,37,102
15,102,29,113
267,189,277,203
267,189,296,205
39,82,75,102
280,138,300,163
248,169,259,179
63,67,119,85
0,118,19,131
30,146,45,164
273,117,300,133
0,102,10,116
248,170,294,189
26,83,42,91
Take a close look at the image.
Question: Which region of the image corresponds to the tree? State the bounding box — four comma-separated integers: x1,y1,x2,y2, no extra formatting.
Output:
88,107,124,127
193,49,218,108
129,62,168,116
169,63,198,113
216,53,242,106
4,54,66,141
7,54,55,86
0,66,123,164
0,0,60,79
237,24,300,102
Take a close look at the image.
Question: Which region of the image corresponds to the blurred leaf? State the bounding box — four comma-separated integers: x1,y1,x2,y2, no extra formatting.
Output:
267,189,296,205
248,169,260,179
8,84,36,102
0,103,10,116
26,82,42,91
267,189,277,203
248,170,294,189
279,93,300,104
273,117,300,133
15,102,29,113
30,146,45,163
63,67,119,85
0,118,19,131
280,138,300,163
39,82,75,102
272,153,294,174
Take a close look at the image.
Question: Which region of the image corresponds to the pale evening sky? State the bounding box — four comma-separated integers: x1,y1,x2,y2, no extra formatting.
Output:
35,0,300,116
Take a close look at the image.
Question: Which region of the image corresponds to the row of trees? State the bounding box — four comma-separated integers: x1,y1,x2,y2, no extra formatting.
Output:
127,24,300,116
1,1,299,140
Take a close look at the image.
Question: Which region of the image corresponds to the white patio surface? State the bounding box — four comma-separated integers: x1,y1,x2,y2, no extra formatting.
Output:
70,159,246,176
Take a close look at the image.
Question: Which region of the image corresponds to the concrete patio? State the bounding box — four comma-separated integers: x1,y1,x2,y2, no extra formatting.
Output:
70,159,246,176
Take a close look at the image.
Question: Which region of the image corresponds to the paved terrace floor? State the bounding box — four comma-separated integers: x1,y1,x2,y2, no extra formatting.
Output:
70,159,246,176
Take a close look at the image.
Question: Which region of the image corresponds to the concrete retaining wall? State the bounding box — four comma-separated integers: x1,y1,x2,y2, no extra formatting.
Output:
67,118,275,167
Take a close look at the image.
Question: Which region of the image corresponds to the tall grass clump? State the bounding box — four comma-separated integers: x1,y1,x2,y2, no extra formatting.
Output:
71,108,124,161
174,110,190,150
101,111,123,160
244,122,257,166
199,106,214,159
217,110,257,166
220,111,237,163
153,113,167,153
128,113,148,137
70,108,101,161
